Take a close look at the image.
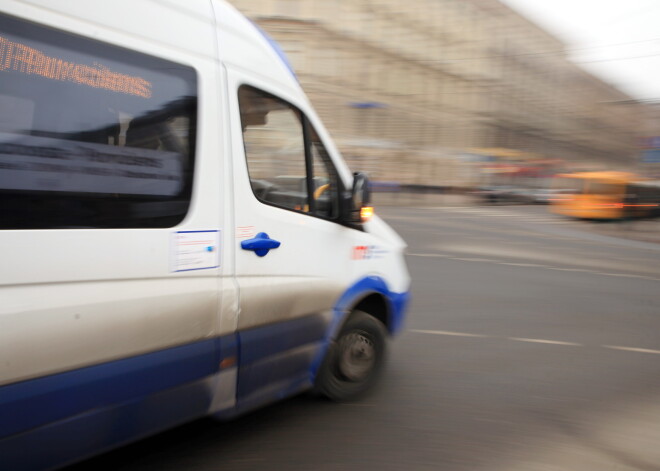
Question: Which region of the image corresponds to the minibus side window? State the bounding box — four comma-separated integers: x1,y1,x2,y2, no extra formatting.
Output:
239,85,339,220
239,86,308,213
309,128,339,219
0,13,197,229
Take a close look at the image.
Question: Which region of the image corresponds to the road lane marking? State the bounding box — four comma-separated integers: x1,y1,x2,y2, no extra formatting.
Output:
410,330,660,356
603,345,660,355
409,329,487,338
407,252,660,282
508,337,582,346
410,329,578,345
499,262,546,268
452,257,499,263
407,252,450,258
598,272,651,279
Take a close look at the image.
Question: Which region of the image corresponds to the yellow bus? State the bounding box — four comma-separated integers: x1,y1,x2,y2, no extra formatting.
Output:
550,171,660,220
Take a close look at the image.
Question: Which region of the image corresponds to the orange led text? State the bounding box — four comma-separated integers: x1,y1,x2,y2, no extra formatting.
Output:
0,36,152,98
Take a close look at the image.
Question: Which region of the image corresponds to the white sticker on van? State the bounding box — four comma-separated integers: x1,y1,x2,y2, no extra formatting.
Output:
172,230,220,272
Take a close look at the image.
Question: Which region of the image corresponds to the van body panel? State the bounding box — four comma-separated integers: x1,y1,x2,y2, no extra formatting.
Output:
0,278,220,387
236,277,340,329
0,0,232,396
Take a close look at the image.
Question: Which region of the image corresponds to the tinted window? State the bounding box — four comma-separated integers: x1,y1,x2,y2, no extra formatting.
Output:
0,13,197,229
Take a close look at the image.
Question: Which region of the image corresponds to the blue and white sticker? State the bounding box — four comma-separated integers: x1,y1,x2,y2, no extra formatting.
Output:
172,230,220,272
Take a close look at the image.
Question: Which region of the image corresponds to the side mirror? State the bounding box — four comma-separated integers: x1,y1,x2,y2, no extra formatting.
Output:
352,172,371,207
345,172,373,224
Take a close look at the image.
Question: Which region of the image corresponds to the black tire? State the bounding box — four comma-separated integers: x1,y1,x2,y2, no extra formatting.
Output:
314,310,387,401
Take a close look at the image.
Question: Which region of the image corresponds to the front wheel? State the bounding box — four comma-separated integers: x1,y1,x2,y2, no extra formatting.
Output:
315,311,387,401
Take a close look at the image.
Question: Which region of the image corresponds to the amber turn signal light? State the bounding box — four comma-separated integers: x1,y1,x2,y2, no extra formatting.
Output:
360,206,374,222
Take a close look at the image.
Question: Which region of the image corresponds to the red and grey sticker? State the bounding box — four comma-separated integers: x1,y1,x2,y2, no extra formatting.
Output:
352,245,387,260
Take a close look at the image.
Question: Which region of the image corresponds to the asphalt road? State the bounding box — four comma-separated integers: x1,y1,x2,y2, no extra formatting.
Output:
68,203,660,471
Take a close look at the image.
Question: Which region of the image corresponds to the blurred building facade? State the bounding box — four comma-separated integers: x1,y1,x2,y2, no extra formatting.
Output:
229,0,645,187
639,103,660,177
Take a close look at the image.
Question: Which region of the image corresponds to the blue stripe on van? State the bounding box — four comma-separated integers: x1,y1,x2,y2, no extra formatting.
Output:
0,338,221,440
236,314,327,404
1,375,217,471
251,21,298,80
390,290,411,334
238,314,327,366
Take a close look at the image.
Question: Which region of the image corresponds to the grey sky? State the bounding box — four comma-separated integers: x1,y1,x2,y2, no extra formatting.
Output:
499,0,660,101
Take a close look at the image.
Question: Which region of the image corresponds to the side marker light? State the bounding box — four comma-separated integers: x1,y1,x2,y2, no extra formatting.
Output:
361,206,374,222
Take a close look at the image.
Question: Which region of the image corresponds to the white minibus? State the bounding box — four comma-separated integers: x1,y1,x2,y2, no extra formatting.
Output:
0,1,411,469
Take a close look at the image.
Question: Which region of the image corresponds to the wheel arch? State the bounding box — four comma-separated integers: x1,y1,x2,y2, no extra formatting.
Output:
309,276,409,382
351,292,390,333
333,275,409,337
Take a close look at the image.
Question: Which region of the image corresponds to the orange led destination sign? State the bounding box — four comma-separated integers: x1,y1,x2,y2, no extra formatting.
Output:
0,36,152,98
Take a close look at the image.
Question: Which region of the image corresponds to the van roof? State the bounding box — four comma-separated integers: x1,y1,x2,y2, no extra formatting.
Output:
10,0,303,99
213,0,303,95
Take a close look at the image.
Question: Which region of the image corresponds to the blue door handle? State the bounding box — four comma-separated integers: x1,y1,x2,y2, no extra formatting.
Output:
241,232,281,257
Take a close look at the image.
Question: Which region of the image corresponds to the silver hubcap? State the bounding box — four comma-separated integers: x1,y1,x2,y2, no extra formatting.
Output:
338,331,375,382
